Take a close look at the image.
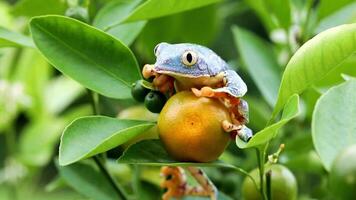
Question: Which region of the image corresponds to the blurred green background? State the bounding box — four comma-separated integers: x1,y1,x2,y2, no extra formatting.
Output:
1,0,356,199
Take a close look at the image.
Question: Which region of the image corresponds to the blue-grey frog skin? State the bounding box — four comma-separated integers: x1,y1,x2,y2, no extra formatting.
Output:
143,42,252,142
148,42,247,97
143,43,253,200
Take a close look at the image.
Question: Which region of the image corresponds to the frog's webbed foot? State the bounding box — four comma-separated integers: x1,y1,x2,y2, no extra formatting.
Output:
142,64,157,79
222,120,253,142
161,166,218,200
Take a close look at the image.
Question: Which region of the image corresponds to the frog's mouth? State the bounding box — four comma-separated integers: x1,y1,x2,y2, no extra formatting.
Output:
154,67,210,79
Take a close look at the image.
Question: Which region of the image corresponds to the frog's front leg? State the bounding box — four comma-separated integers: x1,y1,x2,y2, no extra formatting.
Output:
142,64,174,95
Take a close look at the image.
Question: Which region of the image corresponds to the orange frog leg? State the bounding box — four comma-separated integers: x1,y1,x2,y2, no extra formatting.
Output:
161,166,218,200
192,86,253,142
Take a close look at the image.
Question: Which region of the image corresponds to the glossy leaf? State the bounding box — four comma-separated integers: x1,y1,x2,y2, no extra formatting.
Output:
237,94,299,148
232,26,280,107
123,0,221,23
57,161,122,200
272,23,356,118
119,140,233,167
30,16,140,99
312,80,356,171
59,116,155,166
93,0,146,46
0,27,34,48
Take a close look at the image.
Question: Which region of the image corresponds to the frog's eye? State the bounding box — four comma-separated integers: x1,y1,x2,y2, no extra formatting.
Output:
153,44,159,55
182,51,198,66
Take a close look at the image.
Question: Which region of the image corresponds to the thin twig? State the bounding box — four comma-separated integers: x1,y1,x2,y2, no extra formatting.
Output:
87,89,128,200
93,156,128,200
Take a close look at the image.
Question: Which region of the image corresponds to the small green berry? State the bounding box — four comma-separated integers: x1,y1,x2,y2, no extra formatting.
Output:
144,91,166,113
131,80,150,102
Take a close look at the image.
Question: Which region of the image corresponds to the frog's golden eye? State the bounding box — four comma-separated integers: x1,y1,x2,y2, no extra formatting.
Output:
182,51,197,66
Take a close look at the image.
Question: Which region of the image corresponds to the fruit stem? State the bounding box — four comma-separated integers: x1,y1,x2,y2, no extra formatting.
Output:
256,145,268,200
266,170,272,200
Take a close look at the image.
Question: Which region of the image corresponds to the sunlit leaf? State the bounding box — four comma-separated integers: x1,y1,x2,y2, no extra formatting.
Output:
59,116,155,166
232,26,280,107
30,16,140,99
272,23,356,118
0,27,34,48
312,80,356,171
123,0,221,23
237,94,299,148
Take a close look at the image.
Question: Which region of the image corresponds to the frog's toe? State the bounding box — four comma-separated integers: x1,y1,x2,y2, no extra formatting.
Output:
142,64,156,79
191,87,224,98
237,125,253,142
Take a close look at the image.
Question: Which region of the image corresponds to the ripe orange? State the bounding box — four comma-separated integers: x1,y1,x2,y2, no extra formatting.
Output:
158,91,231,162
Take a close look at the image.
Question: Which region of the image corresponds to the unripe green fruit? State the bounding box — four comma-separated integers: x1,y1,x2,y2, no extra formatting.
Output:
144,91,166,113
329,144,356,200
242,164,297,200
131,80,150,102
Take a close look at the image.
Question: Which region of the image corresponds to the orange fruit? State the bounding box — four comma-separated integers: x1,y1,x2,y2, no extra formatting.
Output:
158,91,231,162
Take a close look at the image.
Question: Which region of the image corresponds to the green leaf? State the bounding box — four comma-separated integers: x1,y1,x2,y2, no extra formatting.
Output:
11,0,66,17
315,2,356,33
30,15,140,99
59,116,155,166
272,23,356,118
123,0,221,23
44,76,84,115
232,26,280,107
312,80,356,171
18,118,64,166
0,27,34,48
118,140,237,169
57,161,122,200
93,0,142,29
265,0,291,29
93,0,146,46
317,0,354,20
237,94,300,149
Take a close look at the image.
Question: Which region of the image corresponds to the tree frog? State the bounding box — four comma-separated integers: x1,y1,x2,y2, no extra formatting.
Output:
143,42,252,141
143,43,253,200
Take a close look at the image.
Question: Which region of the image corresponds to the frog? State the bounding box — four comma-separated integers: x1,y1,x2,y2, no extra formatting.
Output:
142,42,253,200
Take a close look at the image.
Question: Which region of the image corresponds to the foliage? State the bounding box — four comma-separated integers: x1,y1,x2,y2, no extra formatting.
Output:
1,0,356,199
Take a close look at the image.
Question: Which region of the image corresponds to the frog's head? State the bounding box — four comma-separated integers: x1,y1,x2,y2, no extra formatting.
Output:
153,43,228,78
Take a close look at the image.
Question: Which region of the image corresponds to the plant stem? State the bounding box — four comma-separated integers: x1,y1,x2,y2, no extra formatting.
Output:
87,89,128,200
256,147,268,200
266,170,272,200
93,156,128,200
